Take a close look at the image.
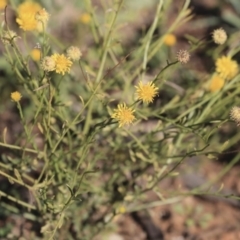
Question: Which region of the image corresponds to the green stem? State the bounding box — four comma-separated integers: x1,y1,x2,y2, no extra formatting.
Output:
0,142,40,154
82,0,124,135
0,190,36,210
141,0,163,81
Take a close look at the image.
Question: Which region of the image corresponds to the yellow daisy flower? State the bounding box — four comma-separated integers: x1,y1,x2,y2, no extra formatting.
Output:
215,56,238,81
116,205,126,214
208,74,225,92
164,34,176,46
135,81,158,104
30,48,41,61
0,0,7,10
111,103,135,127
80,13,91,24
16,1,42,31
51,54,72,75
11,91,22,102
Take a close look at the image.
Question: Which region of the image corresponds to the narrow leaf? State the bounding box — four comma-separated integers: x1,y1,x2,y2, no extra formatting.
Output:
14,168,23,183
3,127,7,143
37,122,44,134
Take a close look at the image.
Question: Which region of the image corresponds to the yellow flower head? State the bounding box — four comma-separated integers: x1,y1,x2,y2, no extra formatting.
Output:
0,0,7,10
80,13,91,24
135,81,158,104
35,8,50,31
176,49,190,64
41,56,56,72
11,91,22,102
111,103,135,127
16,1,42,31
1,30,19,45
215,56,238,80
51,54,73,75
164,34,176,46
116,206,126,214
208,74,225,92
212,28,227,45
66,46,82,61
31,48,41,61
230,106,240,125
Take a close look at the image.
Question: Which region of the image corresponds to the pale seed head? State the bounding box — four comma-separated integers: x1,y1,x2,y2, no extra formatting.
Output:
66,46,82,61
176,49,190,64
41,56,56,72
230,106,240,125
1,30,19,45
212,28,227,45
